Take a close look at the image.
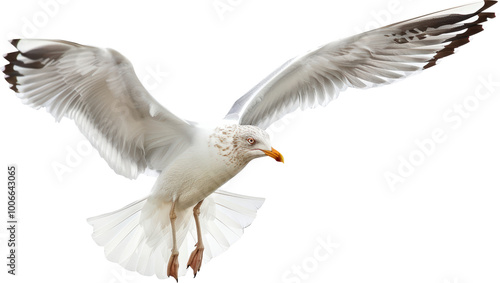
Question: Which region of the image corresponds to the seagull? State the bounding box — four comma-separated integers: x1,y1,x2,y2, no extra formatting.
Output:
2,1,496,280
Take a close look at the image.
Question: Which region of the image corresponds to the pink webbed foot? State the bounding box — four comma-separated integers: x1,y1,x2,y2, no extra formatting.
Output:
187,243,204,277
167,252,179,281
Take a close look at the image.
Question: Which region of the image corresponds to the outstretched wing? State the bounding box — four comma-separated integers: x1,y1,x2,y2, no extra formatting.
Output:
225,1,496,129
3,39,197,179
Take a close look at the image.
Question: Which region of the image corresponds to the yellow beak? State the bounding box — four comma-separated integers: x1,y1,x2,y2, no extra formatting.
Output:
261,147,284,163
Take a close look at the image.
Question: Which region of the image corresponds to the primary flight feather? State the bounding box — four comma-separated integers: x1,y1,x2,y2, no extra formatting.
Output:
2,1,496,280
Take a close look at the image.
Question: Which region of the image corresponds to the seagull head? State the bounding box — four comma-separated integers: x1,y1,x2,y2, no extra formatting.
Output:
235,125,284,163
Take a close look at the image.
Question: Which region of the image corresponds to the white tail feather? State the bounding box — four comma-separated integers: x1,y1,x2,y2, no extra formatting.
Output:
87,190,264,278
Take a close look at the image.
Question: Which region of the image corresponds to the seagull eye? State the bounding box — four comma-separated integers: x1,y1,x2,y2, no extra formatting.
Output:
247,137,255,145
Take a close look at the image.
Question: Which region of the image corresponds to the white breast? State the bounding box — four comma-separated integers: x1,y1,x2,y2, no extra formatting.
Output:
149,126,247,210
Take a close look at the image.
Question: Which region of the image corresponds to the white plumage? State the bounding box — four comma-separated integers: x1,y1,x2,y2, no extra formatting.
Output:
3,0,496,280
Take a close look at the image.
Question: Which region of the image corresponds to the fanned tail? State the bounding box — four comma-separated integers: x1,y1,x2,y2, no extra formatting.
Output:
195,190,265,263
87,190,264,278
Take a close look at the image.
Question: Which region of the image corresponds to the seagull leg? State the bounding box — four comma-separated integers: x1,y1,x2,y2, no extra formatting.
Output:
187,200,205,277
167,202,179,281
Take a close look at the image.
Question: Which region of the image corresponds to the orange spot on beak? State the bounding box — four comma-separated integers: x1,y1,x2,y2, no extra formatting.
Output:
261,147,284,163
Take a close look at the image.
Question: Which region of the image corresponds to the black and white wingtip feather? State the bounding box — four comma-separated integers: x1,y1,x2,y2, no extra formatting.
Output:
417,1,497,69
3,39,76,93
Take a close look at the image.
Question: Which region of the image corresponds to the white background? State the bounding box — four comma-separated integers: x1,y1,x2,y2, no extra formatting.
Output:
1,0,499,283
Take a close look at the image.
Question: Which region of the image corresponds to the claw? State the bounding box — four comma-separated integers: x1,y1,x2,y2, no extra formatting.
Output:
187,243,204,277
167,252,179,281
